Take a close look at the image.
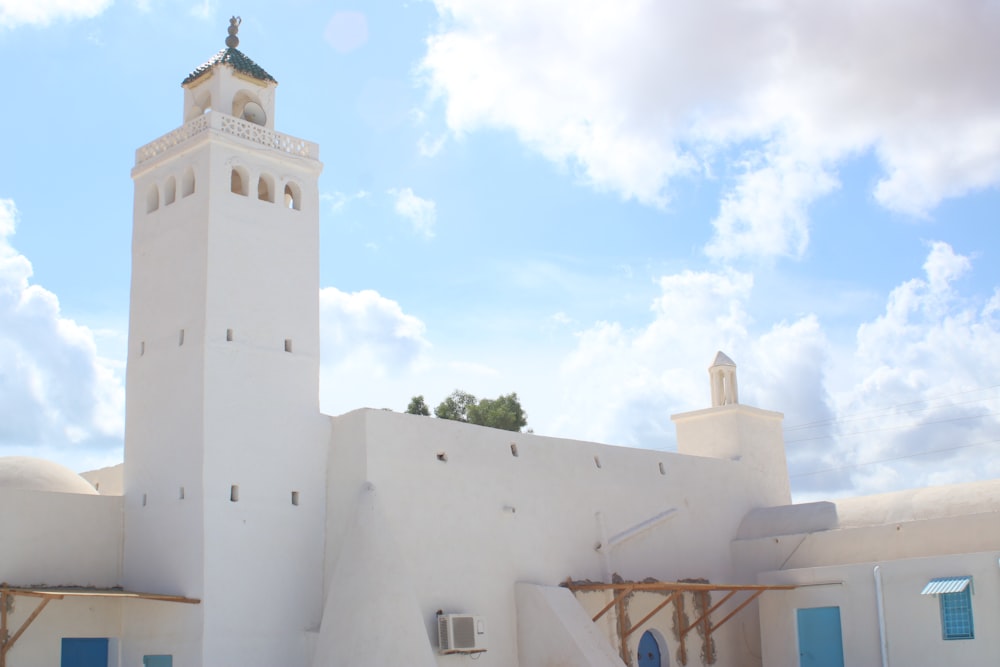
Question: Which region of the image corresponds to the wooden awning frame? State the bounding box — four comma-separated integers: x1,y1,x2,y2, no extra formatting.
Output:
563,579,795,666
0,584,199,667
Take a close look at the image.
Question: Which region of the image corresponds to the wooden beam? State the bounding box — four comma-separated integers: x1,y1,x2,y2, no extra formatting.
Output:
5,588,199,604
680,590,737,637
1,595,57,667
623,592,679,640
565,581,794,593
677,592,687,666
707,590,765,637
593,588,632,623
2,586,8,667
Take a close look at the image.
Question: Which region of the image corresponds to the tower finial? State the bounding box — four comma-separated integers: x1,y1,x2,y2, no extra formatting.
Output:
225,16,241,49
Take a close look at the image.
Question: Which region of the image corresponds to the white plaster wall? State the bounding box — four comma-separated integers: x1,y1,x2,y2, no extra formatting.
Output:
758,551,1000,667
197,127,327,667
673,405,789,506
0,488,122,587
125,116,326,667
1,597,121,667
321,408,789,667
81,464,124,496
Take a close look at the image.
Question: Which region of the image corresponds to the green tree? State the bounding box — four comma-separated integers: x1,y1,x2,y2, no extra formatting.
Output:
406,395,430,416
434,390,478,422
468,392,527,432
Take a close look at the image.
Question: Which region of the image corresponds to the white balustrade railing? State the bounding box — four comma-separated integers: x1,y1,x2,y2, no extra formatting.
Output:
135,112,319,165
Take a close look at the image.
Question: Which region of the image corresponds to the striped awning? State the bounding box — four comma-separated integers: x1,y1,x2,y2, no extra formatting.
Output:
920,576,972,595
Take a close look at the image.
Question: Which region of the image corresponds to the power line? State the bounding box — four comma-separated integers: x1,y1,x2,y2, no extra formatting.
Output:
784,409,1000,445
790,437,1000,479
783,384,1000,432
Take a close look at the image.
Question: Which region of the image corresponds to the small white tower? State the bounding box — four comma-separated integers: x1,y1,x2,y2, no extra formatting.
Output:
672,352,791,506
709,350,739,406
123,18,328,667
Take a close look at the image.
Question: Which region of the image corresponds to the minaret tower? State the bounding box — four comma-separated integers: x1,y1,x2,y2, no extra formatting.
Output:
672,352,791,505
123,19,328,666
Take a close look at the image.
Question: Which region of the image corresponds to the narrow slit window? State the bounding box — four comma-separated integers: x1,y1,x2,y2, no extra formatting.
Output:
594,456,602,469
230,485,239,502
179,329,185,346
291,491,300,506
510,443,519,457
142,493,148,507
179,486,185,500
226,328,233,342
181,167,196,197
258,175,274,202
140,341,145,356
658,462,666,475
231,168,248,196
146,185,159,213
284,339,293,353
164,176,176,206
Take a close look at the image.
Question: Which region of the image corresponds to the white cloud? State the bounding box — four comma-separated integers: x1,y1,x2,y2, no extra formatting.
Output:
387,187,436,238
322,190,370,215
418,132,447,158
319,286,430,376
552,268,770,446
422,0,1000,260
0,200,124,459
549,241,1000,499
0,0,111,27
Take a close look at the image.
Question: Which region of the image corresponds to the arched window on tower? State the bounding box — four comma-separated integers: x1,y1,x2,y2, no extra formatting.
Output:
164,176,176,206
284,182,301,211
258,174,274,203
146,184,159,213
181,167,196,197
231,167,249,196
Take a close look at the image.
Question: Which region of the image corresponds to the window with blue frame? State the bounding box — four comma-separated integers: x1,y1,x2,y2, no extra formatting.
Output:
940,587,974,640
921,576,975,641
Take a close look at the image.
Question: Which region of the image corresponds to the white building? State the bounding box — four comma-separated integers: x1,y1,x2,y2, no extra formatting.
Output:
1,21,998,667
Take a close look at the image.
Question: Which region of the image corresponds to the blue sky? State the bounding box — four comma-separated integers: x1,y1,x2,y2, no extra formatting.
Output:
1,0,999,501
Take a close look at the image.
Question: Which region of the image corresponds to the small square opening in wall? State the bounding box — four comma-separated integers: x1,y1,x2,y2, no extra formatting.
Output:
230,485,239,502
226,329,233,342
436,452,448,462
291,491,300,506
284,338,293,353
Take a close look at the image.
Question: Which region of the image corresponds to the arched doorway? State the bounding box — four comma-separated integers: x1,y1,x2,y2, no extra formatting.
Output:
637,630,665,667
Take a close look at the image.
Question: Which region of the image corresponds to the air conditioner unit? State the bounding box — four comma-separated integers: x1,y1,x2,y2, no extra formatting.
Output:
437,614,487,654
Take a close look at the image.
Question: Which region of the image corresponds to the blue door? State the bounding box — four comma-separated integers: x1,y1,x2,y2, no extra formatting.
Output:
797,607,844,667
637,630,662,667
144,656,173,667
61,638,108,667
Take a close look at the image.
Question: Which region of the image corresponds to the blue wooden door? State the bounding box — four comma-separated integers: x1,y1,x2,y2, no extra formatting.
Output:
637,630,662,667
61,638,108,667
797,607,844,667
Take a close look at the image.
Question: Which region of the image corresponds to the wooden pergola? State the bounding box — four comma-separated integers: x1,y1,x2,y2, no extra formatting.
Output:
563,579,795,666
0,584,200,667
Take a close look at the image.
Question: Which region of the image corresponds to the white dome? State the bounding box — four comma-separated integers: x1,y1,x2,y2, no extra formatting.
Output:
0,456,100,495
